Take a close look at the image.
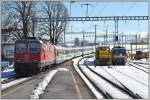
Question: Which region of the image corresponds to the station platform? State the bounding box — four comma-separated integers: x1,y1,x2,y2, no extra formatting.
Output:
40,61,95,99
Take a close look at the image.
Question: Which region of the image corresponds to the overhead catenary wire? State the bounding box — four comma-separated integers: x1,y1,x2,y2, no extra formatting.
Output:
122,2,136,16
98,2,109,16
88,2,97,17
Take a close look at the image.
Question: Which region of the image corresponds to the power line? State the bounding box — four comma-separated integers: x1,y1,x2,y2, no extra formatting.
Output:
98,2,108,16
122,2,136,16
81,3,92,17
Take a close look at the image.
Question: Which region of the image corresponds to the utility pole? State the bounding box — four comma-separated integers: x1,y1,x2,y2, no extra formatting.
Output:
82,22,84,57
64,28,65,46
103,34,105,46
106,28,108,46
122,32,123,47
114,18,119,46
142,39,143,51
70,1,75,17
113,32,115,46
136,34,137,51
139,34,140,51
81,3,92,17
50,11,52,42
70,2,71,17
94,25,98,52
71,25,73,33
125,34,127,49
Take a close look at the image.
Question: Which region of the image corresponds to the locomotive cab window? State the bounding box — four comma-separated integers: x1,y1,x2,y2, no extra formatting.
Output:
112,49,126,55
15,43,26,53
28,42,40,53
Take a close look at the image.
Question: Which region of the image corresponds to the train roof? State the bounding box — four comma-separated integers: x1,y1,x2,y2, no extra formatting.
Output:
112,46,125,49
15,37,50,44
96,45,109,48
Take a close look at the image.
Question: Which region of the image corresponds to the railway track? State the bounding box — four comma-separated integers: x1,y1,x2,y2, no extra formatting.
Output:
77,57,113,99
127,62,148,73
1,53,93,89
76,55,148,99
87,66,143,99
129,61,149,65
130,62,148,69
85,58,142,99
1,53,95,99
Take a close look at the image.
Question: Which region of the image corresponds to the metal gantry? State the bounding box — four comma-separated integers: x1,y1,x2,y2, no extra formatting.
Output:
35,16,148,22
34,16,148,47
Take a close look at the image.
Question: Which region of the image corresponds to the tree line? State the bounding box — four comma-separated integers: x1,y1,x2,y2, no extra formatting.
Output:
2,1,68,45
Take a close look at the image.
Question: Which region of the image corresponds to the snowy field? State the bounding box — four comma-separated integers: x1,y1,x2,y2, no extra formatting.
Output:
76,56,148,98
129,58,149,65
83,57,148,98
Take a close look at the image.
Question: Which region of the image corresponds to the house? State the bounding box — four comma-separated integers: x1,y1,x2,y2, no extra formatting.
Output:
1,31,17,62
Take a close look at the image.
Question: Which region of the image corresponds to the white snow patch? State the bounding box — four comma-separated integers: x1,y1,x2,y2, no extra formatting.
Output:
79,58,130,98
2,77,31,90
1,78,8,83
57,68,69,71
85,57,148,98
30,70,58,99
2,69,14,73
72,57,103,99
30,67,69,99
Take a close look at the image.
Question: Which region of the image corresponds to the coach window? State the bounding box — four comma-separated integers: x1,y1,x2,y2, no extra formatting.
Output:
28,43,40,53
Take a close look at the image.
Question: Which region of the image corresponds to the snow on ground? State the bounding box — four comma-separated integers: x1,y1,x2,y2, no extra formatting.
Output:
72,57,103,99
104,68,148,98
2,64,14,72
86,57,148,98
1,78,8,82
2,77,31,90
115,65,148,86
127,62,148,73
79,58,131,98
135,63,149,69
30,67,69,99
129,59,149,65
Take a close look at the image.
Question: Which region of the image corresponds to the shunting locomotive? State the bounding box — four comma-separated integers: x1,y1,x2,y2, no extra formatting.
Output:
111,46,127,65
95,46,112,66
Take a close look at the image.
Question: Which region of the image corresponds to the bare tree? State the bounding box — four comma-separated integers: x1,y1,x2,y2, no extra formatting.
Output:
2,1,35,39
2,1,68,43
12,1,35,38
38,1,68,45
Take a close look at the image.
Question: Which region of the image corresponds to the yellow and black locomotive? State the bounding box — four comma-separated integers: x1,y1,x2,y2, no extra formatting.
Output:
95,46,112,66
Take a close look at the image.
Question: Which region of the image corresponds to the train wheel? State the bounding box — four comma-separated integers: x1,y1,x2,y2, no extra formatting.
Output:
39,67,42,72
112,61,115,65
123,61,126,65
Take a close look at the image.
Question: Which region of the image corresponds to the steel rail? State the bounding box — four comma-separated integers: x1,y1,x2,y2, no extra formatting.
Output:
127,63,148,73
84,57,143,99
77,56,113,99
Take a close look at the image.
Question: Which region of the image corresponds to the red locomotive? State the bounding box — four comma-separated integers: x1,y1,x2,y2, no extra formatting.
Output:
14,37,55,76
